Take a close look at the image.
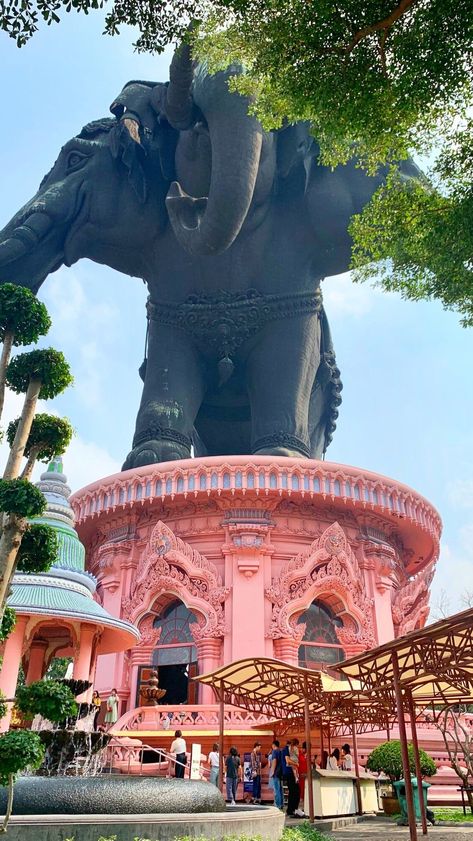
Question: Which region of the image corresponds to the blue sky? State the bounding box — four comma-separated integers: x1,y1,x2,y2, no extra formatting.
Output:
0,12,472,617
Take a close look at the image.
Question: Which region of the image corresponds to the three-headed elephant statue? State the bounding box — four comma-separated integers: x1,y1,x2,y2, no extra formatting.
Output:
0,47,419,468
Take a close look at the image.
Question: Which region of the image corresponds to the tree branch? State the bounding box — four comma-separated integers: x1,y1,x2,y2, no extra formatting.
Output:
345,0,419,55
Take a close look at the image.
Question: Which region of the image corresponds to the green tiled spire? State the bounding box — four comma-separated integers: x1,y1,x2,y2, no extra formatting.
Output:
34,457,86,573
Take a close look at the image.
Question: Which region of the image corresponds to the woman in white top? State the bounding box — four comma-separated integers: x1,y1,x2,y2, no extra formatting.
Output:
170,729,187,778
341,743,353,771
208,742,220,787
327,748,340,770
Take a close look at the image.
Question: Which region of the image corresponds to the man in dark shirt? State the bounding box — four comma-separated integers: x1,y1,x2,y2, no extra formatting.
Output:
270,738,284,809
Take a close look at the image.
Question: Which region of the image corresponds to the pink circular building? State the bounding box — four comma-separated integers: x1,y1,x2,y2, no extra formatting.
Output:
70,455,440,732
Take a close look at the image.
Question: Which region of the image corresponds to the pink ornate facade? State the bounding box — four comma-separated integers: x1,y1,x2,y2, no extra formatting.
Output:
70,455,441,720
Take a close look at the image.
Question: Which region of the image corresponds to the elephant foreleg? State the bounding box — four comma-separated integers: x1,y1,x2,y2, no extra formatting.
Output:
246,313,321,459
123,323,206,469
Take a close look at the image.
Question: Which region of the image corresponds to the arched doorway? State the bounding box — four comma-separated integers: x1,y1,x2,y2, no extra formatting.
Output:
137,599,198,705
297,600,344,669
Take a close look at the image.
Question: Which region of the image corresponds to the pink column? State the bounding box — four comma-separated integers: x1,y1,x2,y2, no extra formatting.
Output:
0,615,28,731
73,624,96,700
195,638,222,705
25,638,49,684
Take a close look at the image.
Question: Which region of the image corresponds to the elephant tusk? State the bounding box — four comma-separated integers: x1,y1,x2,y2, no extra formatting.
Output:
0,212,52,266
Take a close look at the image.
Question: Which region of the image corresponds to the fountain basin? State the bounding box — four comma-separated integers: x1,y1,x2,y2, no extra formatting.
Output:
1,775,224,815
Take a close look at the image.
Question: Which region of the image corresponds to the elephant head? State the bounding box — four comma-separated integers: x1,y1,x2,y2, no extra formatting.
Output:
138,45,268,257
0,113,172,292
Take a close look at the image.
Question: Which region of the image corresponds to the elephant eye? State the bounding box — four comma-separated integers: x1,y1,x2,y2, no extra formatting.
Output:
66,150,88,170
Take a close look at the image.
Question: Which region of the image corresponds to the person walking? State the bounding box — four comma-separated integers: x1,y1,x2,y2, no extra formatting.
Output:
208,743,220,787
91,690,102,730
297,741,308,813
270,739,284,810
250,741,262,804
170,729,187,778
225,746,241,805
104,688,119,729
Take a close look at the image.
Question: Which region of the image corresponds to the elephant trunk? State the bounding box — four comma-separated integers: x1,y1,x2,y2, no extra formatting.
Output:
166,66,263,256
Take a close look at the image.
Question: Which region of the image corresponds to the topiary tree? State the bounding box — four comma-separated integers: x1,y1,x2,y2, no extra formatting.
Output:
16,523,58,574
0,729,45,831
6,414,73,480
4,349,73,481
366,739,437,783
0,284,50,421
0,479,46,611
15,680,78,724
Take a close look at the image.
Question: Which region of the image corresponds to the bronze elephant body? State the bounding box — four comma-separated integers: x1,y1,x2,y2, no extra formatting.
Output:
0,53,413,467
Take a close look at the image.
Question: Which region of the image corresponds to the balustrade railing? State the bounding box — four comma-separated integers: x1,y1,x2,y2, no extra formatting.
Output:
113,704,270,732
71,456,441,543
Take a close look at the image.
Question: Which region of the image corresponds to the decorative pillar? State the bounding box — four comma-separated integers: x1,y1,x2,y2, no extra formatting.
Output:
273,637,300,666
73,624,96,700
0,615,28,731
194,638,222,705
25,638,49,685
222,511,274,661
362,541,397,643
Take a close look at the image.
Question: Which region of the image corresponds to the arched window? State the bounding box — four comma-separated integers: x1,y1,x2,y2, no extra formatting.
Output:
152,600,197,666
297,600,344,669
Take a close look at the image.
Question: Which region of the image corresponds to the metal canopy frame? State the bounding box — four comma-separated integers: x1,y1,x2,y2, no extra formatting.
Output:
196,608,473,839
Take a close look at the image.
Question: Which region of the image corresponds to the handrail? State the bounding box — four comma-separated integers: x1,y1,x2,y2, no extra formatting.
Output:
105,740,209,780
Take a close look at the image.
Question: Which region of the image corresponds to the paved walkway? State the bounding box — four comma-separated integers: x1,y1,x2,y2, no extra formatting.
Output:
328,824,473,840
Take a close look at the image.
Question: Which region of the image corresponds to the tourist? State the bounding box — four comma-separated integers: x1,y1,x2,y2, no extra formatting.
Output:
321,750,329,770
341,743,353,771
225,746,241,805
312,753,320,769
270,739,284,810
91,690,102,730
170,729,187,779
284,738,301,817
298,741,308,804
104,688,119,729
250,741,262,804
327,748,340,770
208,743,220,787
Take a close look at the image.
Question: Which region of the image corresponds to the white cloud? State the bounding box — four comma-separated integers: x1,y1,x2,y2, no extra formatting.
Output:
322,271,381,318
446,479,473,509
1,388,120,494
430,532,473,617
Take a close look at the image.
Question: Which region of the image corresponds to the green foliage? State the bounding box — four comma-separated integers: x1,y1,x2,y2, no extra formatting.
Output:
45,656,72,681
0,478,46,517
0,729,44,785
0,607,16,642
15,680,78,723
6,348,73,399
7,414,74,463
61,829,332,841
366,740,437,781
0,284,51,346
0,692,7,721
16,523,58,573
433,807,473,822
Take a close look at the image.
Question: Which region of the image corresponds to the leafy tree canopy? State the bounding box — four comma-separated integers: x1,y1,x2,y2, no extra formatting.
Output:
0,478,46,518
366,739,437,781
1,0,472,321
0,606,16,642
7,414,74,463
5,348,73,399
16,523,58,574
0,284,51,346
15,680,78,723
0,730,44,785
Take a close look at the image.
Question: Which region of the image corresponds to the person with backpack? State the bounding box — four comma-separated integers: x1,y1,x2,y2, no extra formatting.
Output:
270,738,284,809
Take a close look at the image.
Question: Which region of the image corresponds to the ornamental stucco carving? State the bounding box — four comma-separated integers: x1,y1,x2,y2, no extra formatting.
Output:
122,521,229,640
392,562,435,636
265,521,375,649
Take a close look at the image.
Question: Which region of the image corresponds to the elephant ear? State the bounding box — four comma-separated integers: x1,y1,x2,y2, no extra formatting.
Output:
110,119,148,204
276,123,316,196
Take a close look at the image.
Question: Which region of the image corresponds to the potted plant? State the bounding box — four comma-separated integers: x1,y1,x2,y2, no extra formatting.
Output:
366,740,437,815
